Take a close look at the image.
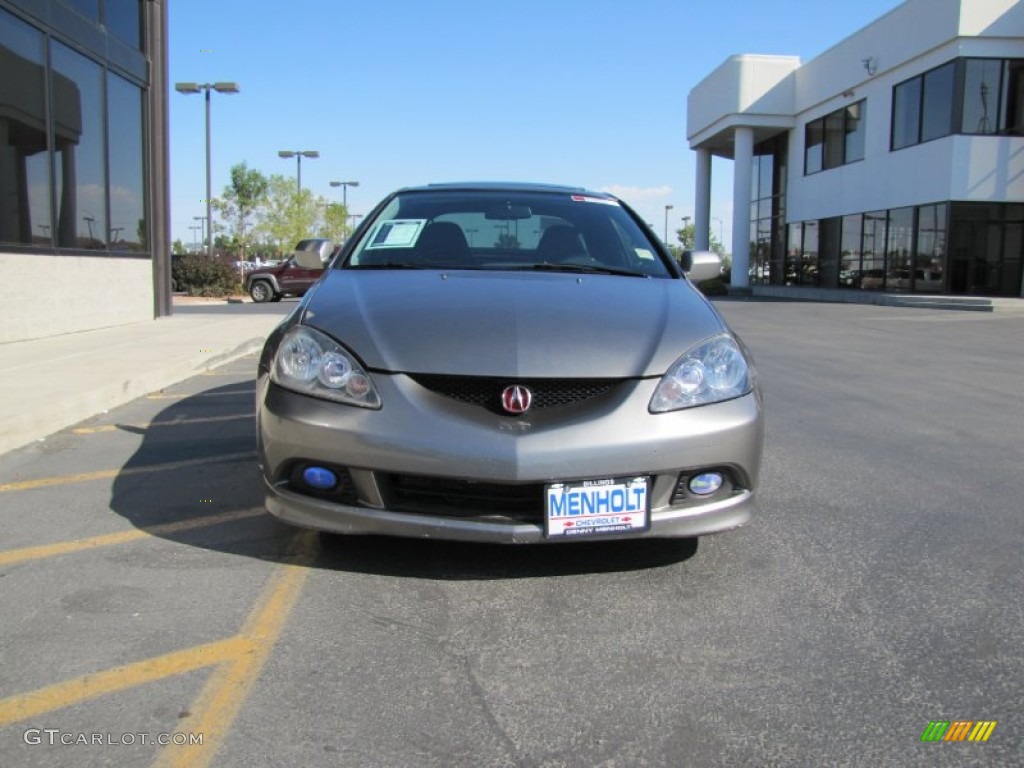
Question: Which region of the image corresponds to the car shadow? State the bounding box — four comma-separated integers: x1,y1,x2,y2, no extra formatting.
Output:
108,379,699,579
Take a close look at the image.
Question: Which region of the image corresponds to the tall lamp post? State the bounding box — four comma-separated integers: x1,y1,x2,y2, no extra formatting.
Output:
330,180,359,236
174,82,239,257
712,217,724,252
193,215,206,250
681,215,692,249
279,150,320,195
663,204,674,245
329,180,359,209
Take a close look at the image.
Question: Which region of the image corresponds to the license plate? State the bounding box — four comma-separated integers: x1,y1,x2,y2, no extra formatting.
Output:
544,476,650,539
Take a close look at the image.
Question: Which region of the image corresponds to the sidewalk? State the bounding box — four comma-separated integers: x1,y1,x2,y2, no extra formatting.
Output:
0,297,284,457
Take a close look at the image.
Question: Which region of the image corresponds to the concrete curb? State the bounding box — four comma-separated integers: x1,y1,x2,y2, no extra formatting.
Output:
0,336,265,457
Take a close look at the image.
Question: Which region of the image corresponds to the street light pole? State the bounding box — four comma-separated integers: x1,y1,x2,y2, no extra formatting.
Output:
174,81,240,257
664,204,674,245
712,217,724,251
329,180,360,236
193,215,206,249
680,215,692,250
279,150,320,195
329,180,359,209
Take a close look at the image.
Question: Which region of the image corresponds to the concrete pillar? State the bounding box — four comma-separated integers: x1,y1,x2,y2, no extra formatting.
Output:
731,126,754,290
694,148,711,251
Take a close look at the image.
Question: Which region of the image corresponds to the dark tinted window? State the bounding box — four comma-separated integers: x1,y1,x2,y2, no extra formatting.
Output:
892,78,922,149
52,42,106,249
921,62,955,142
962,59,1003,134
63,0,99,20
804,119,823,174
107,72,145,250
844,102,866,162
105,0,141,49
0,9,51,245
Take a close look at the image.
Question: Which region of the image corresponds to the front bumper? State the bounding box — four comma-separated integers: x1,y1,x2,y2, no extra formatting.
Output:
257,373,763,543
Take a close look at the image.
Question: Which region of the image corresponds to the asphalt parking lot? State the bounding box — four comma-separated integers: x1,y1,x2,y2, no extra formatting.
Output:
0,299,1021,767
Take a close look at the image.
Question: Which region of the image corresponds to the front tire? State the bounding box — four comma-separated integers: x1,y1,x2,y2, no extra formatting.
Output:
249,280,274,303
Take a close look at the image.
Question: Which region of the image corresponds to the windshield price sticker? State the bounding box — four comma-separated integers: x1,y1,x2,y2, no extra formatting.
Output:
366,219,427,249
544,476,650,538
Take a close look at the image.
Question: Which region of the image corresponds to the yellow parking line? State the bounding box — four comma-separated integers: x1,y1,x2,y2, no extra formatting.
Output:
73,414,253,434
0,636,252,727
0,508,266,567
147,391,253,400
154,531,318,768
0,452,255,493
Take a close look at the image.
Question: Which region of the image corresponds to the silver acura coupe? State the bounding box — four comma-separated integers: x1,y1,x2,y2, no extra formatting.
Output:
257,183,763,544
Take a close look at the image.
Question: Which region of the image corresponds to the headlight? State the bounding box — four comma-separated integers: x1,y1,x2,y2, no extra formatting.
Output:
649,335,750,412
271,326,381,409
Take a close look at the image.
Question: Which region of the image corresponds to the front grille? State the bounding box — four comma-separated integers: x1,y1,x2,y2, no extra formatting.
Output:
382,473,544,523
408,374,622,414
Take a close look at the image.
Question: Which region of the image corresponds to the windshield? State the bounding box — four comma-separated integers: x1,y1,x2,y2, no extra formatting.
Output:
344,189,674,278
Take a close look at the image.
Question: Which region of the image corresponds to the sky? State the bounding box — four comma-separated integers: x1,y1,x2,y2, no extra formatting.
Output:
169,0,906,251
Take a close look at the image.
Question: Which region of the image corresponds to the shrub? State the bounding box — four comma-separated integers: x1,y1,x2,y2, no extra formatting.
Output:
697,277,729,296
172,255,242,297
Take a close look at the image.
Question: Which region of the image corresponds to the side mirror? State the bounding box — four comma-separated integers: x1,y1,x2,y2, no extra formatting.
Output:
680,250,721,283
294,250,324,269
293,239,334,270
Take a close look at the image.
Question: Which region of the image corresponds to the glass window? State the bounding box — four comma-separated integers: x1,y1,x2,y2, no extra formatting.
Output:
818,217,840,288
861,211,887,290
844,102,866,162
804,119,823,174
105,0,142,49
758,154,773,200
800,221,819,286
785,224,802,285
1004,60,1024,135
63,0,99,20
892,78,922,150
52,41,107,249
887,207,915,292
914,204,947,293
0,9,51,246
823,111,845,169
346,190,674,277
839,214,863,289
921,62,955,142
107,72,145,251
961,59,1003,134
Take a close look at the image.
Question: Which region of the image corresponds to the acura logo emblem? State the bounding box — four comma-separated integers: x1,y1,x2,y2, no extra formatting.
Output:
501,385,532,414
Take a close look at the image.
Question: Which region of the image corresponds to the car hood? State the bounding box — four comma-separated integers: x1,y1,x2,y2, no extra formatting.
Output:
300,270,726,378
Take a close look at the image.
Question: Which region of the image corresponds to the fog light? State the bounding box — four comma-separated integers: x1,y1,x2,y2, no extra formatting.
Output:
689,472,724,496
302,466,338,490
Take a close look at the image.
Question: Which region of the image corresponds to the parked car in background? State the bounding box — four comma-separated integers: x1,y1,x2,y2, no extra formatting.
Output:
245,239,333,302
256,182,764,545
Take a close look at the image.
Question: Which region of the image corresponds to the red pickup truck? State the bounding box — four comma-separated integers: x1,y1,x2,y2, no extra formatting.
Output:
246,239,335,303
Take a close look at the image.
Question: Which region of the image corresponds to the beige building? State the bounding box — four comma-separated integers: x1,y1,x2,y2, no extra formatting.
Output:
1,0,170,343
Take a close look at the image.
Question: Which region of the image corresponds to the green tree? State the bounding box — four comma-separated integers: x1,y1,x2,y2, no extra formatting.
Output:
255,174,320,250
172,238,186,255
319,201,350,242
674,223,725,255
212,162,269,256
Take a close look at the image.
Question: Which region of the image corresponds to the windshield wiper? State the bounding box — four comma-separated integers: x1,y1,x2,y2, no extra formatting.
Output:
526,263,649,278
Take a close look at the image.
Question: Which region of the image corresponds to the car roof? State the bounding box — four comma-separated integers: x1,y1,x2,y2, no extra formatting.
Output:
396,181,616,199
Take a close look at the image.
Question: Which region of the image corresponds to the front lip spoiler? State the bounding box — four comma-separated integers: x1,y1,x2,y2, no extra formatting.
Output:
264,480,756,544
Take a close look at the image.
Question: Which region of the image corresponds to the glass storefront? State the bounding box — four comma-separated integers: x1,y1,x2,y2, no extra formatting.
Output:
0,3,148,254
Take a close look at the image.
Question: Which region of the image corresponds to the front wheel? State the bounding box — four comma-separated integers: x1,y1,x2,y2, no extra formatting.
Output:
249,280,274,303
